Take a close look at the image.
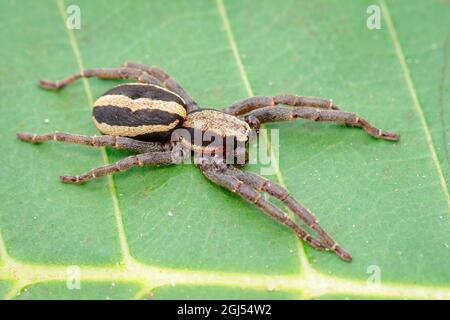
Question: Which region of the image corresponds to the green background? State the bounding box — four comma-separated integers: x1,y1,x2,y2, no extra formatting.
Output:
0,0,449,299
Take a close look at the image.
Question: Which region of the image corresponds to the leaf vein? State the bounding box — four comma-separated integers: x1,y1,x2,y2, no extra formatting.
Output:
54,0,133,263
380,0,450,214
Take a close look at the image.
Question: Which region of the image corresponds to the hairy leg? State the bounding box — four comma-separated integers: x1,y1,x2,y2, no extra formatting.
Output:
60,151,174,184
17,132,166,153
224,166,351,261
122,61,199,112
38,67,162,90
200,162,325,251
221,94,340,116
243,106,399,141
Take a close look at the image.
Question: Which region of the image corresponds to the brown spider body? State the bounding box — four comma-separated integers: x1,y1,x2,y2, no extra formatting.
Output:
93,82,251,159
179,109,251,159
18,61,401,262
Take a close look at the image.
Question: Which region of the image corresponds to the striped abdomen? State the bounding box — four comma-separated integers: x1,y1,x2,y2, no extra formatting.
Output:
92,83,187,141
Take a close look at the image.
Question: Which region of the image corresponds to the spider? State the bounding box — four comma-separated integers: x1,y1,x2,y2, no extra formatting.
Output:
17,62,400,262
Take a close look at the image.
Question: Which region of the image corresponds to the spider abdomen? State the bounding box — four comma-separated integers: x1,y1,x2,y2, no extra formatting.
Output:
92,83,187,141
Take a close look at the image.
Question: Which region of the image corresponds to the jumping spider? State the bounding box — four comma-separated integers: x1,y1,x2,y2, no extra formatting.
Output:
17,62,400,262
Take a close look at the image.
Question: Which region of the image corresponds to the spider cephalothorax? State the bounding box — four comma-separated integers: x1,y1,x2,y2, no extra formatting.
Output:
178,109,251,163
18,61,400,262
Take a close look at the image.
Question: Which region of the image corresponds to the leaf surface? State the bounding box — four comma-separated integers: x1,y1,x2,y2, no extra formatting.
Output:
0,0,449,299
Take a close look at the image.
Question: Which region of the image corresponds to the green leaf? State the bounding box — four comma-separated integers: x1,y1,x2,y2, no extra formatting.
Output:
0,0,449,299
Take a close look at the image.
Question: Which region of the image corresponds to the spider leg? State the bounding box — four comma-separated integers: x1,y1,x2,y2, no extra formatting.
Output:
38,63,199,112
200,163,325,251
60,151,174,184
221,94,340,116
224,166,351,261
38,67,162,90
243,106,400,141
122,61,199,112
17,132,166,153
